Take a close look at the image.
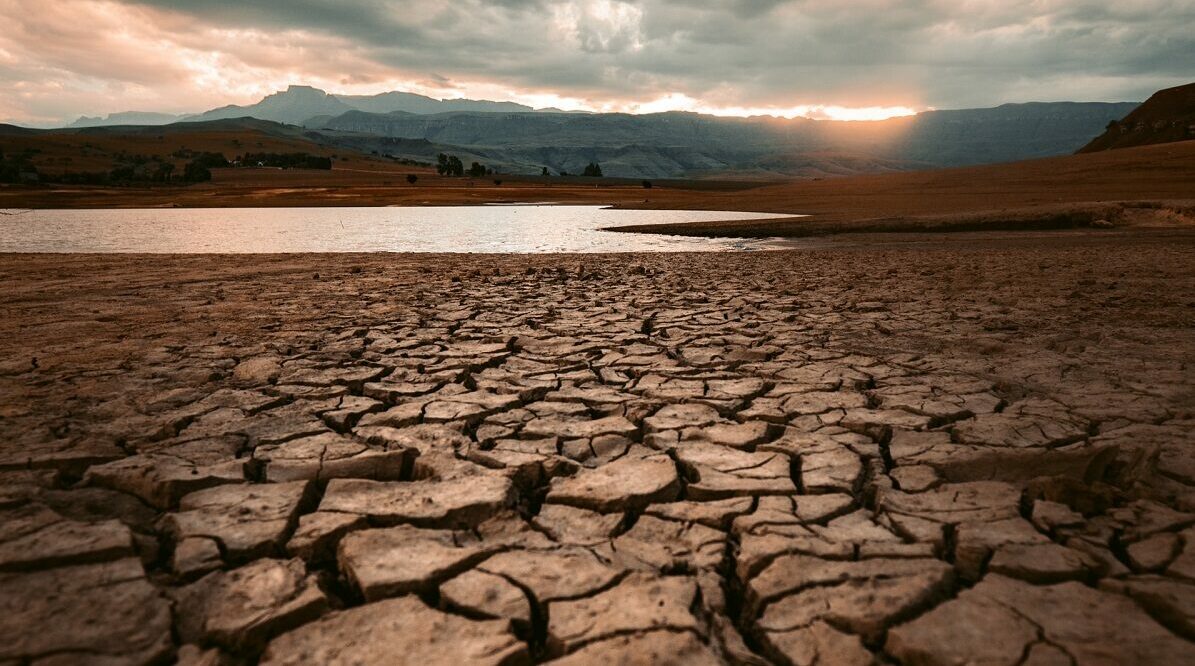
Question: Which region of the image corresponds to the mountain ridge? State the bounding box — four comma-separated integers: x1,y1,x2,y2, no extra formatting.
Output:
35,84,1156,179
61,85,546,129
69,111,186,128
179,85,541,126
308,101,1138,177
1078,82,1195,152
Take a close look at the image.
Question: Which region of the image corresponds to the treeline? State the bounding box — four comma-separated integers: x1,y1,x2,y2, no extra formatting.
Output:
543,162,604,177
436,153,496,177
0,148,36,184
237,153,333,170
0,147,223,186
436,153,612,178
0,148,335,186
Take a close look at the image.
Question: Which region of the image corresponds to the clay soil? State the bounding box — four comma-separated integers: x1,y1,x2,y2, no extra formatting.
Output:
1,228,1194,663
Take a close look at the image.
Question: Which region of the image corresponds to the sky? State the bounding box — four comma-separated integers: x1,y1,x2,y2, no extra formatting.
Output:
1,0,1193,126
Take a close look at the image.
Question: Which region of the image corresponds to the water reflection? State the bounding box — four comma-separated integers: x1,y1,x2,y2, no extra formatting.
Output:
0,205,791,254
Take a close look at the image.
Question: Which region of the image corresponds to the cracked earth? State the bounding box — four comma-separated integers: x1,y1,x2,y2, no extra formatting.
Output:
1,231,1194,665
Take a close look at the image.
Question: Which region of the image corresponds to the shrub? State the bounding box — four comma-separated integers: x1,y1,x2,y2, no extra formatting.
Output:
182,161,212,182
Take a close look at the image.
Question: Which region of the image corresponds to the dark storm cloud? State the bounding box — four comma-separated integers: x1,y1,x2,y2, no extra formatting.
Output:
129,0,1194,105
1,0,1193,124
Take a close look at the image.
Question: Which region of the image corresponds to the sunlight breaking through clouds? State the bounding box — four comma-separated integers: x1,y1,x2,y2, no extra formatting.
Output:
0,0,1191,125
630,93,920,120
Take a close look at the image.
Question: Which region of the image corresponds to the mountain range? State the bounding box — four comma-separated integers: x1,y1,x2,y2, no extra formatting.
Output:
308,101,1138,177
54,84,1152,179
68,85,541,128
69,111,188,128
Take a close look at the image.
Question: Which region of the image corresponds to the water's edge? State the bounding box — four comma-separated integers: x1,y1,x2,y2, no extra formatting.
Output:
0,205,792,254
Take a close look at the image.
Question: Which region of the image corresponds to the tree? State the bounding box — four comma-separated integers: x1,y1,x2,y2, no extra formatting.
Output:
152,162,174,183
191,152,229,169
436,153,464,176
541,167,549,177
406,174,418,185
582,162,603,177
109,165,135,183
467,161,487,177
182,160,212,183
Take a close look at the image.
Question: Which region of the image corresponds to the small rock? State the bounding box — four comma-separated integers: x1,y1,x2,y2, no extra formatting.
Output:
1127,532,1181,572
338,525,504,600
232,357,282,386
172,558,328,651
545,448,680,512
440,569,532,624
532,504,623,545
286,511,367,563
987,542,1094,583
162,481,314,561
173,536,223,579
1031,499,1085,533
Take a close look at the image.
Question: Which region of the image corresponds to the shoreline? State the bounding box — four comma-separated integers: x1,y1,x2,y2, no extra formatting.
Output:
2,141,1193,240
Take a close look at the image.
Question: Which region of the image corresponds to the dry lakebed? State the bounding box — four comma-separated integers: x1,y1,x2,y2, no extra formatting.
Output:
1,228,1194,664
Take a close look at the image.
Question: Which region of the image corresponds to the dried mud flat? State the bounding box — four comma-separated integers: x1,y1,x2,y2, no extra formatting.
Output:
2,230,1194,665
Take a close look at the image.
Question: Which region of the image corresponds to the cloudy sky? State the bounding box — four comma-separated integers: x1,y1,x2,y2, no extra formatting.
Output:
2,0,1192,125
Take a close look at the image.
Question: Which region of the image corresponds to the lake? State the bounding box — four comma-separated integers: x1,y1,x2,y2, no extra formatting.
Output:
0,205,792,253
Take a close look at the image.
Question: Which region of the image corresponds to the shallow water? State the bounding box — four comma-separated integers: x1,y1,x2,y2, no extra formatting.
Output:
0,205,792,253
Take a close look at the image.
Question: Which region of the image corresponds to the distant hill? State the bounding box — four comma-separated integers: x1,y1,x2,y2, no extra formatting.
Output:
310,102,1137,178
337,91,533,115
69,112,184,128
0,123,40,136
57,87,541,130
0,117,383,177
865,102,1141,164
1078,83,1195,153
184,86,355,126
180,85,537,127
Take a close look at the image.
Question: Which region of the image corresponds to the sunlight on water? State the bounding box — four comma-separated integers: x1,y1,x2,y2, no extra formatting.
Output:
0,205,793,253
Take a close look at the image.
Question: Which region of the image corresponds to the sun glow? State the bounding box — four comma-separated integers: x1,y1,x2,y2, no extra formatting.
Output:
323,85,924,122
628,93,921,121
